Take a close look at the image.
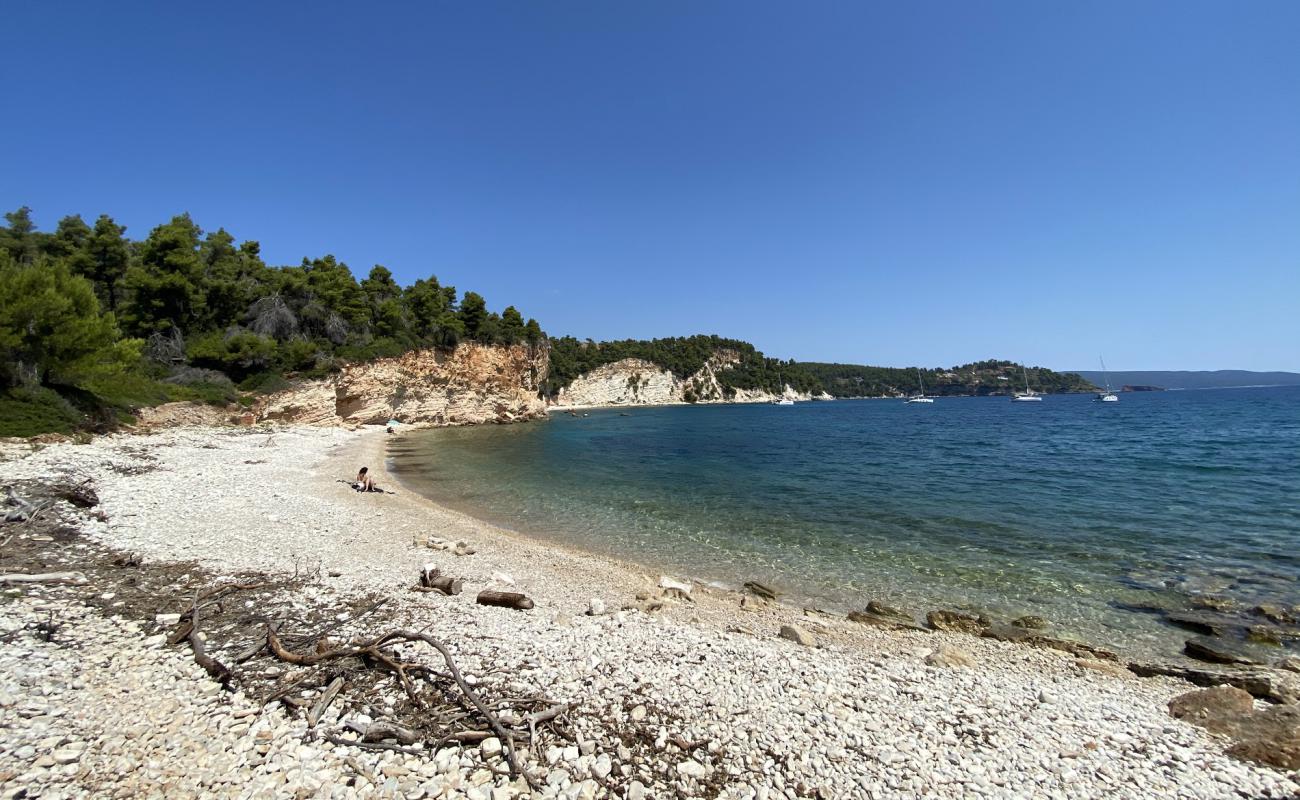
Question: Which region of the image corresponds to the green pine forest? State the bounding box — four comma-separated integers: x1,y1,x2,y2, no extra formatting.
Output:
0,207,542,436
1,207,1094,437
800,360,1096,398
545,335,823,399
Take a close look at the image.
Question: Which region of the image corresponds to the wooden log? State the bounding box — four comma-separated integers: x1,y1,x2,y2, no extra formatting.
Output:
476,590,534,611
427,576,463,595
417,566,463,595
0,572,88,585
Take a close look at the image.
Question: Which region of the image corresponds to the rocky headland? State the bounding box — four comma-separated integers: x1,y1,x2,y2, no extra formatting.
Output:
553,352,831,409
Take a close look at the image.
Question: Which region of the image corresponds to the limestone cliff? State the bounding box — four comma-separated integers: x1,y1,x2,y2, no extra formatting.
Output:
554,351,824,408
259,342,548,426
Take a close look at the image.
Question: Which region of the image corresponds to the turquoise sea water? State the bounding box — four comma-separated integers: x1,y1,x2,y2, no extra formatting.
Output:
388,387,1300,658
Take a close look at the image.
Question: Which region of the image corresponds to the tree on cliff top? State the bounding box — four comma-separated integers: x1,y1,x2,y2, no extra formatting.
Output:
0,206,548,435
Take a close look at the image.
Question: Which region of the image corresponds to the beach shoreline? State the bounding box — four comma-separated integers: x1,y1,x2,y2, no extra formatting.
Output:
1,424,1296,798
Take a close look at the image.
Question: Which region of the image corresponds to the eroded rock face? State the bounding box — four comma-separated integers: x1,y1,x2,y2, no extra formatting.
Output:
554,352,814,407
259,343,548,427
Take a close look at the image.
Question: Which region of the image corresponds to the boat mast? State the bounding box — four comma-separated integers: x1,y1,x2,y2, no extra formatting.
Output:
1100,356,1111,392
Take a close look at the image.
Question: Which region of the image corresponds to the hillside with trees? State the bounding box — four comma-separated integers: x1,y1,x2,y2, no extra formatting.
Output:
0,207,542,436
546,335,823,400
799,360,1096,398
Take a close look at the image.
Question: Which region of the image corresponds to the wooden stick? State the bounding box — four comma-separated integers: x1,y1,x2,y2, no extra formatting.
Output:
0,572,88,585
188,594,234,688
308,677,345,727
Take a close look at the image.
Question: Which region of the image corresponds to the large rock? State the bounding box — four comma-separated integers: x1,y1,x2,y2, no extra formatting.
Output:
1227,704,1300,770
866,600,913,621
1184,636,1263,666
926,610,988,634
1076,659,1134,679
1129,662,1300,704
1168,688,1300,770
925,644,975,669
980,626,1120,662
1167,686,1255,735
779,624,816,647
259,342,548,426
847,610,927,632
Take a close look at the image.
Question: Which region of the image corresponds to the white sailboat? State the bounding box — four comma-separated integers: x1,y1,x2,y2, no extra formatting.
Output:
1011,365,1043,402
1095,357,1119,402
905,368,934,403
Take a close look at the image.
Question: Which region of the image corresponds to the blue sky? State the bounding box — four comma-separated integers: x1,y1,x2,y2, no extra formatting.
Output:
4,2,1298,370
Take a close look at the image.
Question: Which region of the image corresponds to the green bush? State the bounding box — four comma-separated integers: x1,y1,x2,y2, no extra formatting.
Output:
0,387,80,437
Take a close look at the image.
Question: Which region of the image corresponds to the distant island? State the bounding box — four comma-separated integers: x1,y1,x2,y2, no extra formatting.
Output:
1073,370,1300,391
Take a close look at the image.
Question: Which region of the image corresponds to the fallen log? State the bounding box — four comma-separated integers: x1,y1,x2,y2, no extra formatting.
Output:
476,590,534,611
0,572,88,585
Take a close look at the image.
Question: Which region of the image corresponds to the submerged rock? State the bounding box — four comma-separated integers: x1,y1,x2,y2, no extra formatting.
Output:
1185,637,1263,666
1253,604,1295,625
1011,615,1048,630
1246,625,1284,646
1164,611,1234,637
1190,595,1239,612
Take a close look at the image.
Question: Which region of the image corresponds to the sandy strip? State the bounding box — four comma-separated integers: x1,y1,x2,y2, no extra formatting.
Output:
0,425,1296,799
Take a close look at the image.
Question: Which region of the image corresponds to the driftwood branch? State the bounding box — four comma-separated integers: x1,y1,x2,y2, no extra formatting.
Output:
264,622,530,782
308,677,345,727
0,572,88,585
188,593,234,688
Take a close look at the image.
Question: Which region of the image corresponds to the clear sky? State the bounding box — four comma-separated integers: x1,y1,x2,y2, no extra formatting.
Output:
4,2,1298,371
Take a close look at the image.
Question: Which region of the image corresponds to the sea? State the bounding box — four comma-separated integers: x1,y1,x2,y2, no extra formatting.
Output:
387,386,1300,659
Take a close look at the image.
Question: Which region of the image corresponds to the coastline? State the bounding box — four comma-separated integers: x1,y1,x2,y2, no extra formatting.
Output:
1,424,1296,798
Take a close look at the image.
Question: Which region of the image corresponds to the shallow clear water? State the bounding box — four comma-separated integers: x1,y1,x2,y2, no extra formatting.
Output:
387,387,1300,658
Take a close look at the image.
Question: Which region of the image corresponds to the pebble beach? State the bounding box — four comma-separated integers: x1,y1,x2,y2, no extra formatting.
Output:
1,424,1297,799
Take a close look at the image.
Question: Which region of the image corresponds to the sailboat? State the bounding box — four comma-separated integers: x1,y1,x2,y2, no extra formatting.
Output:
1011,365,1043,402
1095,357,1119,402
905,368,934,403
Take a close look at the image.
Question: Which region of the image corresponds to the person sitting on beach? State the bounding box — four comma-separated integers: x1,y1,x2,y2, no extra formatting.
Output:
354,466,379,493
